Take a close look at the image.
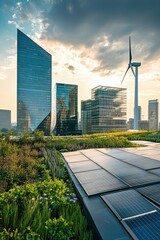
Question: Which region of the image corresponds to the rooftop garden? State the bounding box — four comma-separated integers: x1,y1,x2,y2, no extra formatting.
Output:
0,129,159,239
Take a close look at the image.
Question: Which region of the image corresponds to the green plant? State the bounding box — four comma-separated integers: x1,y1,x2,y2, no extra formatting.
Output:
45,217,74,240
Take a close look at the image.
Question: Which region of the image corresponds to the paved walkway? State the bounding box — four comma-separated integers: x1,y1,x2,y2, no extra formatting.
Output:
62,141,160,240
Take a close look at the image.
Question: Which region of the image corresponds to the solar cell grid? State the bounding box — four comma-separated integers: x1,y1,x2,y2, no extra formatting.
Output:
102,189,157,220
137,183,160,206
123,211,160,240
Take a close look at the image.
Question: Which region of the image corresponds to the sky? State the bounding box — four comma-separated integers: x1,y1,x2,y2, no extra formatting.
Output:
1,0,160,123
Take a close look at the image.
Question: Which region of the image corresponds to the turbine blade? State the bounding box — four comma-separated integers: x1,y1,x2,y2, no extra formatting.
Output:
121,65,130,84
129,36,132,63
130,64,135,77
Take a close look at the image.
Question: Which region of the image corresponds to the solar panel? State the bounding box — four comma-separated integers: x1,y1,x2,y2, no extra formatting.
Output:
64,154,90,163
149,168,160,177
137,183,160,206
122,211,160,240
98,148,123,155
75,169,128,196
68,160,101,173
119,155,160,170
101,189,157,220
62,151,81,157
120,170,160,187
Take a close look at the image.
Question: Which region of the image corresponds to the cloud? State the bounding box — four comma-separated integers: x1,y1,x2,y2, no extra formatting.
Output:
5,0,160,75
20,0,159,73
65,64,75,74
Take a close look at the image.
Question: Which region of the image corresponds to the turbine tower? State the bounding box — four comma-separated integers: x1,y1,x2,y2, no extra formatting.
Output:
121,36,141,130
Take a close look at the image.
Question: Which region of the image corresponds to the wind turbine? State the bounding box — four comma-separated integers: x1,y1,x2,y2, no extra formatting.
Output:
121,36,141,130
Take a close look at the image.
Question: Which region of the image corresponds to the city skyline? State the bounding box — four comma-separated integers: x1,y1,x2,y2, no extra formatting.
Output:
1,0,160,122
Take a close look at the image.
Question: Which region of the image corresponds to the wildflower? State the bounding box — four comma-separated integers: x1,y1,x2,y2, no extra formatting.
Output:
31,197,35,201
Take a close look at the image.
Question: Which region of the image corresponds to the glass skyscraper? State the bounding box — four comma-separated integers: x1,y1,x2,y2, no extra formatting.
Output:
81,86,127,134
55,83,78,135
17,30,53,135
91,86,127,133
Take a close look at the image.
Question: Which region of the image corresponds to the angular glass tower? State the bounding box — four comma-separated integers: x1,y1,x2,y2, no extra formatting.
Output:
55,83,78,135
17,30,52,135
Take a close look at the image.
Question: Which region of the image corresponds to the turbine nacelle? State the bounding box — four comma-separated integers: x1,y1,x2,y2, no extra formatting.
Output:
131,62,141,67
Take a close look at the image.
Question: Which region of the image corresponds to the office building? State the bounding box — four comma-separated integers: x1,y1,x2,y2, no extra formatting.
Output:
17,30,52,135
81,100,92,134
148,99,159,130
0,110,11,130
55,83,78,135
92,86,127,133
128,118,134,130
138,120,149,130
138,106,141,121
81,86,127,134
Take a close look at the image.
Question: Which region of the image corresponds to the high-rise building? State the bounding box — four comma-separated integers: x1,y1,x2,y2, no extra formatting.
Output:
0,110,11,130
81,86,127,134
81,100,92,134
138,106,141,121
17,30,53,135
55,83,78,135
138,120,149,130
148,99,159,130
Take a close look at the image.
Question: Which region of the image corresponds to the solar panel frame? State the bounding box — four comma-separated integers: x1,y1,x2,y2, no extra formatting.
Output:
101,189,158,220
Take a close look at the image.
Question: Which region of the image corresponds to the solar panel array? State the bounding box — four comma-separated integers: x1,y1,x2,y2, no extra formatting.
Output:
62,147,160,239
98,149,160,170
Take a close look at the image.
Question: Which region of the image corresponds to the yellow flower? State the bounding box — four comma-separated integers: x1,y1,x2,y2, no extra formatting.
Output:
31,197,35,201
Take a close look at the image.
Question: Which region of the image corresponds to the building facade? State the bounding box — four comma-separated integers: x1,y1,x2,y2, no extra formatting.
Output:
81,86,127,134
17,30,53,135
138,106,141,121
55,83,78,135
138,120,149,130
81,100,92,134
0,110,11,130
148,99,159,130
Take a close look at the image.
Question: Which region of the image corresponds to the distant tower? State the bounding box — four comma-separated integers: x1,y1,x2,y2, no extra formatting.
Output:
0,110,11,130
148,99,159,130
17,30,53,135
138,106,141,121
